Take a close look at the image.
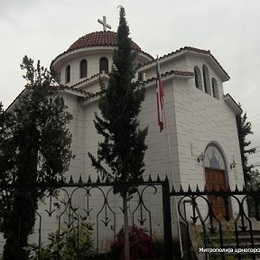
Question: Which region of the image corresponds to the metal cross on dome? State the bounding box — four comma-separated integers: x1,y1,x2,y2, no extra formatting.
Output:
98,16,111,32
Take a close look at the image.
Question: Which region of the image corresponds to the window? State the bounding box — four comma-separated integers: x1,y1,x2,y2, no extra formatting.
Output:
194,66,202,90
80,59,88,78
211,78,219,99
202,65,211,95
138,72,146,81
99,57,109,74
65,65,71,83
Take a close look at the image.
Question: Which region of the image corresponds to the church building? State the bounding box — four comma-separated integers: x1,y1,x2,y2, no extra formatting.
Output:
50,16,243,197
1,16,244,254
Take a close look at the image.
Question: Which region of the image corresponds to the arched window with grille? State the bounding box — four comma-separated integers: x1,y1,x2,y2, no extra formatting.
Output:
65,65,71,84
80,59,88,78
99,57,109,74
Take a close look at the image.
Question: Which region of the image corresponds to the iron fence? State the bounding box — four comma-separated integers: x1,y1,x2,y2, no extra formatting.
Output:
1,177,260,260
172,185,260,260
0,176,172,259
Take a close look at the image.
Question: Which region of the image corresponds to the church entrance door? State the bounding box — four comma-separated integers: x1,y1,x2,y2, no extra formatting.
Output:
205,168,229,218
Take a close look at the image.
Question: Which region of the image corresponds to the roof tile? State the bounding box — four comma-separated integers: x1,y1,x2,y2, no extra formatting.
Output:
68,31,141,51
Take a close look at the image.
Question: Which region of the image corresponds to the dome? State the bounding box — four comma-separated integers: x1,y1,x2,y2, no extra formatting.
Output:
51,30,153,78
67,31,142,52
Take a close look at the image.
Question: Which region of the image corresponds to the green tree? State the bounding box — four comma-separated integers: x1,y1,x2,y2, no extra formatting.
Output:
88,7,148,260
236,111,256,184
248,169,260,189
0,56,73,260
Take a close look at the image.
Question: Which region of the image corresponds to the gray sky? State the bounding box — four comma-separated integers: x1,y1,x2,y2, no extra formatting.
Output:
0,0,259,168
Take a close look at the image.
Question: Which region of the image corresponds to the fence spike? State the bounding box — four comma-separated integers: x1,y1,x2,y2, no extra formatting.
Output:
156,174,161,182
227,184,231,192
196,184,200,193
87,175,92,184
179,184,184,193
171,185,175,193
164,174,169,182
235,184,239,192
96,175,101,184
148,174,153,182
69,175,74,184
105,176,110,184
204,184,208,192
187,184,192,193
78,175,83,183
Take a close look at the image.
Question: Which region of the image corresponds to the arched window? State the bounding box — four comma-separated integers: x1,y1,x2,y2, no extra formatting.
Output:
99,57,109,74
211,78,219,99
202,65,211,95
194,66,202,90
80,59,88,78
204,143,227,170
65,65,71,84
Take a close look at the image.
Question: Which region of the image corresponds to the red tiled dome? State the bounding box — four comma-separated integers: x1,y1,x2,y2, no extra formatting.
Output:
67,31,141,52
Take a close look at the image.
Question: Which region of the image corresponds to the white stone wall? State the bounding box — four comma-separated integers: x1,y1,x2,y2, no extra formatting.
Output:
59,52,114,87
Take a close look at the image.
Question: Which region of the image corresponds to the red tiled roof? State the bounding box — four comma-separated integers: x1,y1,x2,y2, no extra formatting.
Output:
68,31,141,51
166,70,194,77
70,73,101,88
51,31,153,67
139,46,230,80
144,70,194,85
163,46,229,79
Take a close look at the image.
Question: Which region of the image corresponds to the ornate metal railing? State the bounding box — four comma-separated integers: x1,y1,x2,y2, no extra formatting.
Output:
2,176,260,260
0,175,173,259
171,185,260,260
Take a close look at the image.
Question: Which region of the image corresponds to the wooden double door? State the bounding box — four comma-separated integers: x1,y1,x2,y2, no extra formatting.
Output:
205,168,229,218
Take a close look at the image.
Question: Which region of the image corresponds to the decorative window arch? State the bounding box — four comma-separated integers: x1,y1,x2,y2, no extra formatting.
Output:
80,59,88,78
194,66,203,90
65,65,71,84
204,142,227,170
211,78,219,99
202,65,211,95
99,57,109,74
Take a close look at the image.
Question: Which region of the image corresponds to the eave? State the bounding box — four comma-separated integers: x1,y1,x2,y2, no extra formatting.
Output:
224,94,242,115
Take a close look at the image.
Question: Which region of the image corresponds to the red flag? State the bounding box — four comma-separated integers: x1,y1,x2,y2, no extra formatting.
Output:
156,60,164,132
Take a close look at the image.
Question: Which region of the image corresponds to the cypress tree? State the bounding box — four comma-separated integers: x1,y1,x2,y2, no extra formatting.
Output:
88,7,148,260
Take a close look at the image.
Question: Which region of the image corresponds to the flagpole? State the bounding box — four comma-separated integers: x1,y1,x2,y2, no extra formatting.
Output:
157,57,184,257
163,103,184,258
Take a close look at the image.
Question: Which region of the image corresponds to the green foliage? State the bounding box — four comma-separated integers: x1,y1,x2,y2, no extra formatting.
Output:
88,7,148,198
248,169,260,190
25,210,95,260
247,169,260,217
0,56,73,259
88,8,148,260
236,110,256,184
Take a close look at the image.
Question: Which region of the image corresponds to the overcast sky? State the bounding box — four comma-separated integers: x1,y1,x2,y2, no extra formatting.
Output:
0,0,259,167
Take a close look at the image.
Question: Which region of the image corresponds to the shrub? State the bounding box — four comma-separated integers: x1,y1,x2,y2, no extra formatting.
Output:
110,225,161,259
25,205,95,260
